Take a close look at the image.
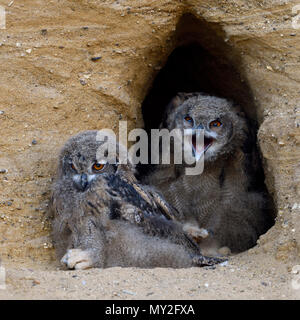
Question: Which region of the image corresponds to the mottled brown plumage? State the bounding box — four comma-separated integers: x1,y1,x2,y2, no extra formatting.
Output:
140,93,273,255
50,130,223,269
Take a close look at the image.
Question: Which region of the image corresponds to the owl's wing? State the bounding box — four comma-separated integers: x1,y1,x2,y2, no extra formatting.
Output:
85,172,200,254
142,186,183,221
123,173,182,221
116,164,181,221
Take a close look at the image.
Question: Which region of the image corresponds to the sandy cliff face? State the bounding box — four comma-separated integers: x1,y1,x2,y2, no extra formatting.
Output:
0,0,299,268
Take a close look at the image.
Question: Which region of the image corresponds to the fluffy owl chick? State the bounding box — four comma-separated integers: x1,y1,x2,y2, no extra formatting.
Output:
50,130,222,269
141,93,273,255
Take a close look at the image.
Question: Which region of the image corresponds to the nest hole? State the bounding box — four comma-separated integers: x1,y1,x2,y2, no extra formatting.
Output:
141,13,275,244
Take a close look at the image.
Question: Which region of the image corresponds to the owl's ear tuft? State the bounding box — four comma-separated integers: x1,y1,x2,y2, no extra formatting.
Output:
169,94,185,109
161,94,185,128
165,93,189,112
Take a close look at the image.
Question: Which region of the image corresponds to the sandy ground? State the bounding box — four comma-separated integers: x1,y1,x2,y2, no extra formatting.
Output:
0,250,299,300
0,0,299,301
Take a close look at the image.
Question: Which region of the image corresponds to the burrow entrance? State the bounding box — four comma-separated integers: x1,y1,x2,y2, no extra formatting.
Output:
142,14,258,130
141,13,275,247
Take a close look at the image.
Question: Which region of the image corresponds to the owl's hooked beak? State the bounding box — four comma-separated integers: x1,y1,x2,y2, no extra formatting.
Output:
73,173,89,192
190,126,214,161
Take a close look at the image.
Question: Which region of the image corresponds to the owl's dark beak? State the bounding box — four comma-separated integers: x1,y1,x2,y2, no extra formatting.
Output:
196,124,204,130
73,173,89,192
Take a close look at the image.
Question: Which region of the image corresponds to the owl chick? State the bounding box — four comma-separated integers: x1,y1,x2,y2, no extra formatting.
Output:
50,130,222,269
140,93,273,255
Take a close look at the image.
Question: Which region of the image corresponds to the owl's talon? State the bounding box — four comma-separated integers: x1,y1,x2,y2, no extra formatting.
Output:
183,223,209,242
61,249,94,270
192,254,226,267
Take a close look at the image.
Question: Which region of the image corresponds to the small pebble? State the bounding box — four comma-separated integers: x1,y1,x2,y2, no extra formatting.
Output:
0,169,7,174
32,280,40,286
261,281,268,286
122,289,136,295
80,79,87,86
0,111,4,115
32,139,37,145
91,56,101,62
41,29,47,36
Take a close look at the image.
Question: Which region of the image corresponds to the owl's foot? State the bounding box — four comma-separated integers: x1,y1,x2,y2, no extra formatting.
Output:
192,254,226,267
61,249,94,270
183,223,209,242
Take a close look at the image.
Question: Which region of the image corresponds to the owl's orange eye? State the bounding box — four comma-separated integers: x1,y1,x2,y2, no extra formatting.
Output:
210,120,222,128
92,163,105,171
184,116,193,124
